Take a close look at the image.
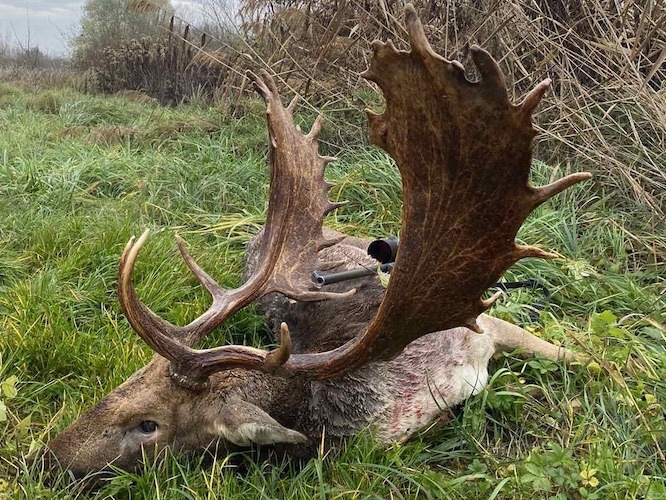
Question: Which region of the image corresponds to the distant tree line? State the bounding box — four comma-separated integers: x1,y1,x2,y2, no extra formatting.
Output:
0,32,68,69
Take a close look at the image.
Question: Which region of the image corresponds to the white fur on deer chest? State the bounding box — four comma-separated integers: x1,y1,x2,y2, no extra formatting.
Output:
307,326,496,442
377,327,495,442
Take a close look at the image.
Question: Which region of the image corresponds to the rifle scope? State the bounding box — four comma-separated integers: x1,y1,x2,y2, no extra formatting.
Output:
312,236,398,286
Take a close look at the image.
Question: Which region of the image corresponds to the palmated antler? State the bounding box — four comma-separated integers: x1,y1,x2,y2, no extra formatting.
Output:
267,5,591,378
338,5,592,357
241,4,590,379
119,4,591,388
118,70,353,389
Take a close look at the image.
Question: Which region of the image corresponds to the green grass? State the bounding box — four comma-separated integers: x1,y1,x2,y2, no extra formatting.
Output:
0,86,664,499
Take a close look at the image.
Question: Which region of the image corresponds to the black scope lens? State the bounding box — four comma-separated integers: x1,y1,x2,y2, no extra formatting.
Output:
367,237,399,264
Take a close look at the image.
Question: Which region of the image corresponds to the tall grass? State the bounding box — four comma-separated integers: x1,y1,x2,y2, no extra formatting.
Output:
0,82,664,498
171,0,665,266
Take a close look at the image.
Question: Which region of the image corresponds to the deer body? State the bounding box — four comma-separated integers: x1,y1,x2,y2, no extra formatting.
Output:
42,4,589,482
45,229,568,478
248,228,570,444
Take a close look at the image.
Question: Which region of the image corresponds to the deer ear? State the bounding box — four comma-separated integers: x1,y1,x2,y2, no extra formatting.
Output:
214,399,307,446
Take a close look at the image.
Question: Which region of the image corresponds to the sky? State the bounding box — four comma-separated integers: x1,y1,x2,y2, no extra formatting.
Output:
0,0,205,55
0,0,85,55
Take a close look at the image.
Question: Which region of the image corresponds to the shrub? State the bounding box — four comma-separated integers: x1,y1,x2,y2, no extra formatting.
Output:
86,35,228,105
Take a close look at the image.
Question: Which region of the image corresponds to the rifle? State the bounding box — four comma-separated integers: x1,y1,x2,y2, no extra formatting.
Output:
312,237,398,286
311,237,550,322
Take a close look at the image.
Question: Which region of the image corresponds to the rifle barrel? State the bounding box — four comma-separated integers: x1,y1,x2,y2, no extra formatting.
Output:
312,263,394,286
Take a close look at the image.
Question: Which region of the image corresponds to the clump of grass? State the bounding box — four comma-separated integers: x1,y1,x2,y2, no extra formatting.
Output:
147,117,221,140
114,89,159,105
24,90,63,114
0,82,21,98
59,97,140,127
0,94,13,109
88,125,140,145
58,126,87,139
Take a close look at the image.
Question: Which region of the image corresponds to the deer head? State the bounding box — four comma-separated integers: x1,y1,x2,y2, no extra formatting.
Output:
41,4,590,482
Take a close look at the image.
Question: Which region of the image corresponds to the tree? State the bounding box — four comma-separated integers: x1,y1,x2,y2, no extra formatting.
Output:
71,0,173,69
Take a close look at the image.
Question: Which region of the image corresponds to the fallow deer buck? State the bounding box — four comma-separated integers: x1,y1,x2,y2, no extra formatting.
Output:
42,4,591,481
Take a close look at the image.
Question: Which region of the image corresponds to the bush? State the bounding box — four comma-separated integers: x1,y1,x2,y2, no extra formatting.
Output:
87,35,227,104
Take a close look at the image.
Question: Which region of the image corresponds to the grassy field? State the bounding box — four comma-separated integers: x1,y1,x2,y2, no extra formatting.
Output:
0,83,664,499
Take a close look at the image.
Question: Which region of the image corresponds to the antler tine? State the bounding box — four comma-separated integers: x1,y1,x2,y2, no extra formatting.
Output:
118,229,266,353
175,235,227,301
470,46,509,101
119,229,295,390
519,78,552,117
403,4,433,58
118,230,187,351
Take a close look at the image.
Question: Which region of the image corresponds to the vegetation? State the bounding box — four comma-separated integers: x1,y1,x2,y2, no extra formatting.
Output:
0,0,663,497
72,0,172,69
104,0,666,218
0,78,664,498
87,35,228,105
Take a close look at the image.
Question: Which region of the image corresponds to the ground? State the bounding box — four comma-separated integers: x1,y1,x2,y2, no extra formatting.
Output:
0,83,664,498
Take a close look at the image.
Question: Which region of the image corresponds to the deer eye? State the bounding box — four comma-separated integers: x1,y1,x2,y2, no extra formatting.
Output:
138,420,158,433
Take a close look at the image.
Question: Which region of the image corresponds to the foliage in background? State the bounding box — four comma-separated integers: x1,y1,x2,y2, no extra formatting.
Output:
72,0,172,69
0,30,69,70
117,0,664,261
89,35,227,104
72,0,246,104
0,30,77,89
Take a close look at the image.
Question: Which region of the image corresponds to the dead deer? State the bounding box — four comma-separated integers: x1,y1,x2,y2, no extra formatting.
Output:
41,4,591,481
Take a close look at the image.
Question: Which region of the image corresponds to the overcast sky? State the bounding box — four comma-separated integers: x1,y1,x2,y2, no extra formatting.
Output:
0,1,84,54
0,0,205,55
